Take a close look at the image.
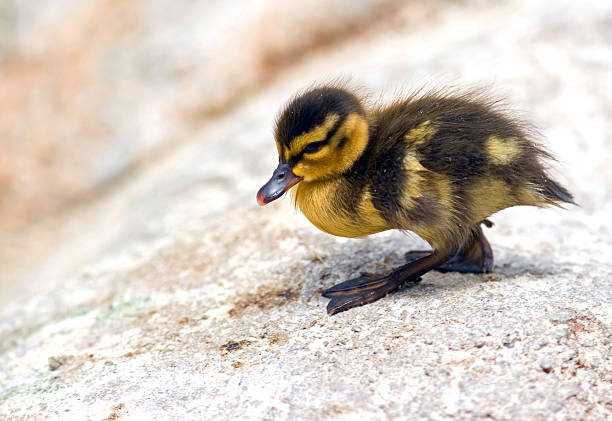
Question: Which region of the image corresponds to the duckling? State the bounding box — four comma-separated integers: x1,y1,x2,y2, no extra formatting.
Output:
257,84,574,315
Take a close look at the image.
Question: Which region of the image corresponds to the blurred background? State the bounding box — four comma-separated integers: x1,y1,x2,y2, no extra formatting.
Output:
0,0,610,302
0,0,418,235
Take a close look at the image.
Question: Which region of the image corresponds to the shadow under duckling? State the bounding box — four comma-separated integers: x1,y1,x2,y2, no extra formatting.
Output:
257,84,574,315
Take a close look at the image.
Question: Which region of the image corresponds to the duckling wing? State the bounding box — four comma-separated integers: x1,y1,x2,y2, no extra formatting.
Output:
367,92,573,251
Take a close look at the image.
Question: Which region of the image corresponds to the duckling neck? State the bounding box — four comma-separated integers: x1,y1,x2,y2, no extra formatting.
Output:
292,174,388,238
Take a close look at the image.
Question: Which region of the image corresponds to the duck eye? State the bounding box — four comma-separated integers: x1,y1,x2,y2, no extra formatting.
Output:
303,140,326,154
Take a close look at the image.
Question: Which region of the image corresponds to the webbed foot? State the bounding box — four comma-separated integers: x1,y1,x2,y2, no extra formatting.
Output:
322,251,449,315
323,272,420,316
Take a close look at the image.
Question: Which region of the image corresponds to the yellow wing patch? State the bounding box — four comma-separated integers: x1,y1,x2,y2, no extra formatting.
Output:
400,154,426,206
403,151,428,173
434,175,454,212
485,135,521,165
400,122,437,209
404,120,437,145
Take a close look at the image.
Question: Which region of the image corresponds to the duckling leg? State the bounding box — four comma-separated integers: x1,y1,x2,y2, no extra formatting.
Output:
322,250,451,315
437,228,494,273
405,226,494,273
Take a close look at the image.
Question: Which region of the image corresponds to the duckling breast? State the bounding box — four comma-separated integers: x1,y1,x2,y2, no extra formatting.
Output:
293,178,389,238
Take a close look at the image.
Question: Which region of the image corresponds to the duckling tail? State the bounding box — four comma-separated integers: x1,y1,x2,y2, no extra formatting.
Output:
542,177,576,206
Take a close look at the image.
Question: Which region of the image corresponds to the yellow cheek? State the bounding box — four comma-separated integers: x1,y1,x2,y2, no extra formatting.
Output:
294,157,337,181
293,162,307,177
293,147,335,178
289,113,369,181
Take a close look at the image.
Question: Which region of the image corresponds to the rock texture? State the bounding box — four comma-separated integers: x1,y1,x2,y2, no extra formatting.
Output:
1,0,612,419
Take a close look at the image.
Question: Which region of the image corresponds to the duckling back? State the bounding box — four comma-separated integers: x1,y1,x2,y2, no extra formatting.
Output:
364,90,573,252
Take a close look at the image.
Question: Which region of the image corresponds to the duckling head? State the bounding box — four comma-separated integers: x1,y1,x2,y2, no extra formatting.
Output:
257,87,369,205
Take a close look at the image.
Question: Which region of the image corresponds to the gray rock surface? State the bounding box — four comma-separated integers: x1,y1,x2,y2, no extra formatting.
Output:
1,0,611,419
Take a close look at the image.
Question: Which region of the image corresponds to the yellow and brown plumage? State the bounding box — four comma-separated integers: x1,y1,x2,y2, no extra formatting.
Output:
257,84,574,315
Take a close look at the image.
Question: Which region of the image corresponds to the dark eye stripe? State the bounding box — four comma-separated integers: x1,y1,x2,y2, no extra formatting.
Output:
303,140,328,154
288,115,345,166
301,114,345,155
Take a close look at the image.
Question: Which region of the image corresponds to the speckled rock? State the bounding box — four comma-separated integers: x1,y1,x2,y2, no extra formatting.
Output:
1,0,611,419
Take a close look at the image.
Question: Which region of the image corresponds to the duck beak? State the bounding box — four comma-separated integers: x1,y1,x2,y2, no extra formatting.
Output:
257,163,303,206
